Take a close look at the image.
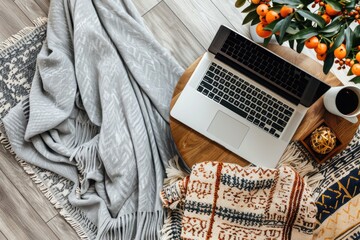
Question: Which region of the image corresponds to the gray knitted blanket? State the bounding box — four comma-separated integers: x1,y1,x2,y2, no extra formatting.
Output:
2,0,183,239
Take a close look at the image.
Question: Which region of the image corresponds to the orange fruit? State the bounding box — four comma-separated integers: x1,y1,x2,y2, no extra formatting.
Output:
334,44,346,59
356,52,360,62
259,15,267,24
325,4,340,16
345,58,351,66
251,0,261,4
280,6,294,18
321,14,331,24
316,53,326,61
265,10,280,24
256,4,269,17
256,23,272,38
352,63,360,76
305,36,319,49
315,43,328,54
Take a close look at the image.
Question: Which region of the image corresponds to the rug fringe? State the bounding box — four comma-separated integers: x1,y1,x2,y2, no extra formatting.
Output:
32,17,48,27
4,142,95,239
0,17,47,52
0,122,15,154
278,142,323,192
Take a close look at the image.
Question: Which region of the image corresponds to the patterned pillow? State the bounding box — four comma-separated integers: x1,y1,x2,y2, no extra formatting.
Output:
161,161,317,240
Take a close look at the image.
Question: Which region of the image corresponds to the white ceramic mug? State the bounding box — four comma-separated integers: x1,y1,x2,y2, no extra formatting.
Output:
323,85,360,124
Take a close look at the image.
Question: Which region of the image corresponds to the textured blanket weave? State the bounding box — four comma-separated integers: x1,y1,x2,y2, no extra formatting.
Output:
2,0,183,239
161,161,317,240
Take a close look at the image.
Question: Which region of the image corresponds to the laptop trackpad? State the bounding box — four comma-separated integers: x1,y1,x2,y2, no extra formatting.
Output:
207,111,249,149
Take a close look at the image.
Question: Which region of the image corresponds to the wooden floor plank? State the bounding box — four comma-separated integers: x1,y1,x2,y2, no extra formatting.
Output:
0,147,58,222
0,167,58,240
0,0,32,41
47,215,80,240
0,231,7,240
143,2,205,68
211,0,250,36
33,0,50,13
14,0,46,22
164,0,234,48
132,0,160,16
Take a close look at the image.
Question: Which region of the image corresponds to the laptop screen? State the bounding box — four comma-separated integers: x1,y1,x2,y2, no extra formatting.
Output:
209,26,330,108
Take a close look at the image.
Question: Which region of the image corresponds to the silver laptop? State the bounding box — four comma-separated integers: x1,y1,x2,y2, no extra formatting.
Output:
171,25,330,168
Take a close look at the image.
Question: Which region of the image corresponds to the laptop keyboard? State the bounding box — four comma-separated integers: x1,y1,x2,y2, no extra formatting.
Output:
197,62,294,138
221,32,306,98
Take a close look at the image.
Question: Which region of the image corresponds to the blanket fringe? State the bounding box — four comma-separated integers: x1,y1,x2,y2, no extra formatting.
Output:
0,17,47,51
163,155,189,186
98,211,165,240
70,135,101,194
278,142,323,191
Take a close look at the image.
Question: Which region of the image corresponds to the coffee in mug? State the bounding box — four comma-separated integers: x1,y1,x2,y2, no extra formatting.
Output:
323,85,360,124
335,88,359,115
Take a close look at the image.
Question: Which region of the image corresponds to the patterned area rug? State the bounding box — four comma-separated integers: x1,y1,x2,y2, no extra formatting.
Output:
0,19,96,239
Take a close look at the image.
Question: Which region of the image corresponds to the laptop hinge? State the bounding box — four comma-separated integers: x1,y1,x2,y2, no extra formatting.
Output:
215,53,300,106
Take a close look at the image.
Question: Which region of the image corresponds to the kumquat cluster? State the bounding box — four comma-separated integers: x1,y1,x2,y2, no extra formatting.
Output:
235,0,360,82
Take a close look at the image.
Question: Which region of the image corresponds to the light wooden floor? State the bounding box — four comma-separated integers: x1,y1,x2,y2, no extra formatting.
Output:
0,0,247,239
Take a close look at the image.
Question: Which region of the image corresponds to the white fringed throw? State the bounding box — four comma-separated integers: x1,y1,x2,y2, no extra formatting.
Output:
2,0,183,239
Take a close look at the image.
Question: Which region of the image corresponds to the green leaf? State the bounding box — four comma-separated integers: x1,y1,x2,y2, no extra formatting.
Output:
325,0,342,11
287,28,318,41
353,25,360,46
328,26,345,53
350,76,360,84
323,52,334,74
286,22,300,34
347,67,353,76
300,0,314,5
345,27,353,58
354,25,360,38
275,34,281,45
263,36,272,47
242,3,258,13
345,0,355,9
319,18,341,34
297,10,326,28
296,39,305,53
251,16,261,25
264,19,281,31
235,0,246,8
279,15,292,44
243,10,258,25
289,39,295,49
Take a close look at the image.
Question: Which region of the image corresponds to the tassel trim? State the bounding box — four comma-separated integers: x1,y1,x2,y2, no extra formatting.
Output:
160,208,183,240
163,155,189,186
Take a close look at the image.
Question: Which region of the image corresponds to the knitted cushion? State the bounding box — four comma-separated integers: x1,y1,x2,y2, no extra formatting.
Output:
161,161,317,240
